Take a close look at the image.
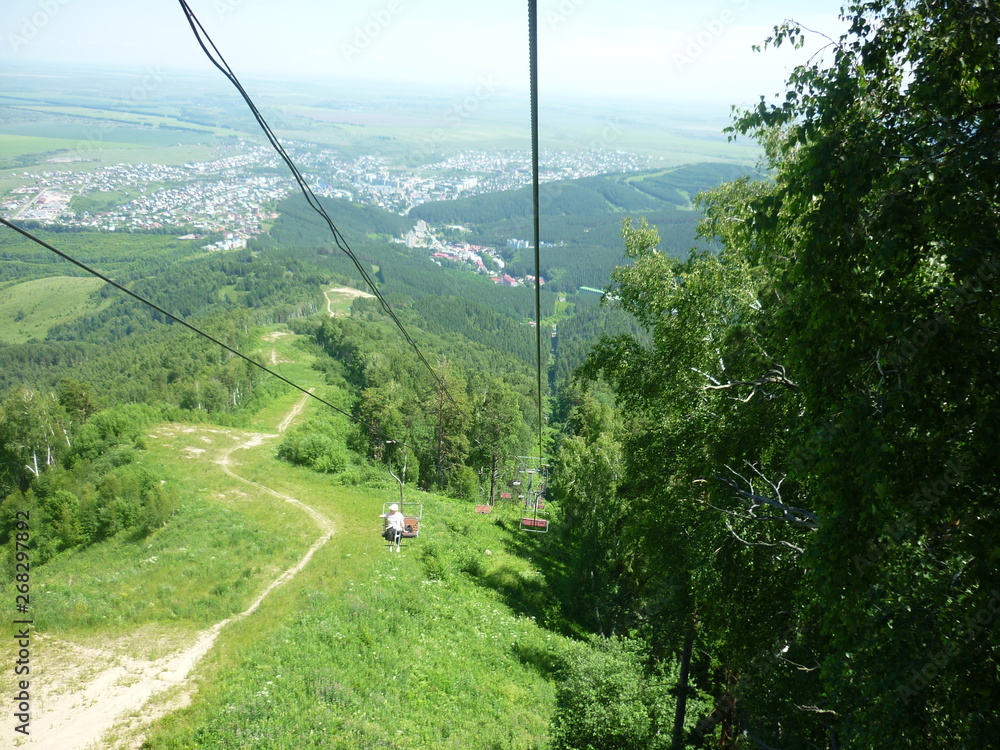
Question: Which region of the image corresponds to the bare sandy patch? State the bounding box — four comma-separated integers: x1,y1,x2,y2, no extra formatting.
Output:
326,285,374,299
215,488,251,503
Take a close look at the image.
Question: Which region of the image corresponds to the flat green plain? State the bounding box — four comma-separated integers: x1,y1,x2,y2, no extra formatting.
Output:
11,104,243,136
0,133,140,159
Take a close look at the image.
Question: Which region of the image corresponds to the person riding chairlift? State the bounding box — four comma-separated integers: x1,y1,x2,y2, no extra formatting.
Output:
381,503,405,552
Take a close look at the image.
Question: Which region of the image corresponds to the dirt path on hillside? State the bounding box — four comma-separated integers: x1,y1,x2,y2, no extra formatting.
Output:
26,392,332,750
324,285,374,316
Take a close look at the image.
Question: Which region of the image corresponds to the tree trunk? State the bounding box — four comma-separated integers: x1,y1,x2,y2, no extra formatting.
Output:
27,451,39,477
672,621,695,749
489,454,498,504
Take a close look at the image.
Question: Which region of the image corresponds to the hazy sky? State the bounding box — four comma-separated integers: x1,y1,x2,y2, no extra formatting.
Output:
3,0,849,106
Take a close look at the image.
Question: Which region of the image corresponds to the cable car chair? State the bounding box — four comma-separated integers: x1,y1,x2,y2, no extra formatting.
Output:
518,463,549,533
382,501,423,538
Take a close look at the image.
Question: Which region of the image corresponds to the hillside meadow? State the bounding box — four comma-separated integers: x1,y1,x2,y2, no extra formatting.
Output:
0,329,577,749
0,276,110,344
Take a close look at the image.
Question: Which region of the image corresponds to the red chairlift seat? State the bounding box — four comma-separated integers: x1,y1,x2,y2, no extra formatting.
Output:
520,517,549,532
475,504,493,514
524,497,546,510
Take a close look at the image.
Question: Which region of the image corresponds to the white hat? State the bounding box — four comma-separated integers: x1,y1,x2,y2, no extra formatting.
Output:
389,503,399,512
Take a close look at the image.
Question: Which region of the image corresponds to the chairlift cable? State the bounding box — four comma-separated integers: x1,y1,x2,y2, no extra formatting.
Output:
528,0,546,476
176,0,447,400
176,0,544,475
0,216,410,450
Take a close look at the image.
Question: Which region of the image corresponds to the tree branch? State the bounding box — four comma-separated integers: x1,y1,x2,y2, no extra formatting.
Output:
724,518,805,554
795,704,840,716
715,463,819,530
699,364,798,402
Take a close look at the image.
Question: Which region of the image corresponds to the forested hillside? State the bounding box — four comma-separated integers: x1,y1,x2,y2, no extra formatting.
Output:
410,163,753,293
411,163,749,226
543,3,1000,748
259,194,557,320
0,195,559,576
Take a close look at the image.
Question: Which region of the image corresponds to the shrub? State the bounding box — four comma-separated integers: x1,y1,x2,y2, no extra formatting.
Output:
550,637,676,750
277,415,354,474
70,403,159,461
457,550,485,577
420,540,450,581
448,465,478,501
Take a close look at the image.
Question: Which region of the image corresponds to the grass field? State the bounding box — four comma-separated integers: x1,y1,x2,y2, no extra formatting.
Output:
0,133,141,159
0,326,570,748
323,285,374,317
10,104,244,137
139,400,568,750
0,275,110,344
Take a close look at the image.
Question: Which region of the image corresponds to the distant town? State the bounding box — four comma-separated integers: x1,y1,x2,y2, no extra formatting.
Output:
3,139,645,231
2,138,644,284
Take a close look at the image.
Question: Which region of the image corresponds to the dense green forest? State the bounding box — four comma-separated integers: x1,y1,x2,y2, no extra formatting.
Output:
542,2,1000,747
0,227,210,286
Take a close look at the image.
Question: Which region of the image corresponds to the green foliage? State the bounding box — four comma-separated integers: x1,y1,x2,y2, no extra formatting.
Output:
312,314,538,499
710,2,1000,745
419,538,451,581
1,428,178,567
543,3,1000,748
278,413,352,475
447,465,479,501
413,295,536,363
551,636,705,750
551,300,649,385
71,402,159,461
266,193,412,247
469,378,531,503
0,386,73,493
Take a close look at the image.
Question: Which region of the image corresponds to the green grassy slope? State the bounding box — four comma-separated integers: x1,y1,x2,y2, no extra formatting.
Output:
144,440,570,749
0,328,571,749
0,276,110,344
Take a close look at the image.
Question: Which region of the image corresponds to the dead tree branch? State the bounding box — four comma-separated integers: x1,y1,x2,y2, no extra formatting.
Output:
714,463,819,531
696,363,798,402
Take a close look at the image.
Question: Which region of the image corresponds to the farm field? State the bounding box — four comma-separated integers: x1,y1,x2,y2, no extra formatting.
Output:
9,104,243,137
0,133,136,160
